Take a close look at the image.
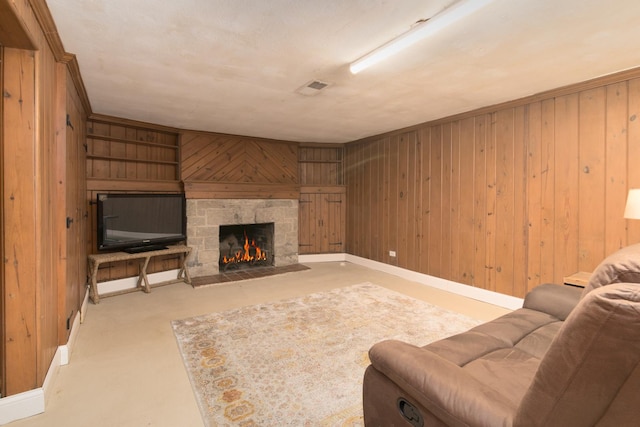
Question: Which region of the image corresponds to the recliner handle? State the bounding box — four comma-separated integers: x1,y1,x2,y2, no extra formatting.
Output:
397,398,424,427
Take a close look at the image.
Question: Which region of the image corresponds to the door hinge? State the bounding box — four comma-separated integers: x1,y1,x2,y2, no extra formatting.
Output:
66,114,74,130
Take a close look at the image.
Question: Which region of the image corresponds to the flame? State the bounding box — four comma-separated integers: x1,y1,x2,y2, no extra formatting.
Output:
222,230,267,265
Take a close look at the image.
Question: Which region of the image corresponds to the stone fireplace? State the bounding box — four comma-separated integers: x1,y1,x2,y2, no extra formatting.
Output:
185,199,298,277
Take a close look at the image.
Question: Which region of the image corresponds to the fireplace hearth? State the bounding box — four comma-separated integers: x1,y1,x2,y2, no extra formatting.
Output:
219,223,274,271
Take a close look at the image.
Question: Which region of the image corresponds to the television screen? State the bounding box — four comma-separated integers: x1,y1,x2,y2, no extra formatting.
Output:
97,193,186,252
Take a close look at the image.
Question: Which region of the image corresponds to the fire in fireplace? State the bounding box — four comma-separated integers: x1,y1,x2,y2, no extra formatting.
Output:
219,222,274,271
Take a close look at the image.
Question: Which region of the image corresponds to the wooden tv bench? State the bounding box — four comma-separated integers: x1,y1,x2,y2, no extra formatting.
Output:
88,245,192,304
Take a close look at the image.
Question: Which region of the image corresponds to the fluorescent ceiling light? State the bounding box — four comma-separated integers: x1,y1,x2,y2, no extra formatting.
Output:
350,0,494,74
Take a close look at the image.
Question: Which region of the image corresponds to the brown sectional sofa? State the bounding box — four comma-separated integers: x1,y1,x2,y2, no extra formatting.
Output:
363,244,640,426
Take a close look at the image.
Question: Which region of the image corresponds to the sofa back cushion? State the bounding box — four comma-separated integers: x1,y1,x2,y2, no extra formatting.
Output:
514,283,640,426
582,243,640,296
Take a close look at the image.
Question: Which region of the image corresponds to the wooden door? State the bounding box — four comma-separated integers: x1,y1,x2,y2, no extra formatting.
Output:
325,193,344,253
298,193,317,254
63,72,87,341
298,191,345,254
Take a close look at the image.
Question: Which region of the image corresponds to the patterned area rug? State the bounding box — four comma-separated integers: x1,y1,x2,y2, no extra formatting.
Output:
171,283,482,426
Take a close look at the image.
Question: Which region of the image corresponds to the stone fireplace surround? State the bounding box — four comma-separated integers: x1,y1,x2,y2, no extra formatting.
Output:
186,199,299,278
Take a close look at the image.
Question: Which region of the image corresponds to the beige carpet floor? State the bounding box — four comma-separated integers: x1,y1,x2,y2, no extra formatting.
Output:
172,282,482,426
10,262,510,427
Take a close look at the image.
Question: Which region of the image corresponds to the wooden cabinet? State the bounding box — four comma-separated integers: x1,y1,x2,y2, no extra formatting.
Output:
298,144,343,186
299,187,346,254
298,145,346,254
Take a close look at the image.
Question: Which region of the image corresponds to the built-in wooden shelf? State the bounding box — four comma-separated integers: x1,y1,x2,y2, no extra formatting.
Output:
86,154,179,165
87,133,178,149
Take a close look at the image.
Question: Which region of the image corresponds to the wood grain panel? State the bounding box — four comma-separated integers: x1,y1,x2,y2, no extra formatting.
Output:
605,82,629,252
458,117,475,286
472,115,488,289
345,68,640,298
2,0,89,398
181,131,298,188
578,88,606,270
440,124,452,277
512,106,528,297
526,102,543,289
428,127,443,276
418,128,431,274
494,109,515,295
3,48,38,395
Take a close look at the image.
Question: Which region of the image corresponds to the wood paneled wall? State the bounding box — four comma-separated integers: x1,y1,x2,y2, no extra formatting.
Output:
1,0,88,396
181,130,299,199
346,71,640,298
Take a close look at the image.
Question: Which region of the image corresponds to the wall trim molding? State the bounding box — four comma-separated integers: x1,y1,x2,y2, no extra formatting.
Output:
299,253,523,310
0,388,44,425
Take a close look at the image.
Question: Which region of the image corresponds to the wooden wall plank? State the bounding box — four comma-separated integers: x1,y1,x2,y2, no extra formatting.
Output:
526,102,543,289
472,116,488,288
440,124,452,277
428,127,443,276
605,82,629,251
539,99,556,284
382,138,391,264
484,114,497,291
370,140,382,262
3,48,38,395
553,94,580,282
494,109,515,295
578,88,606,271
513,106,528,297
361,143,372,259
418,128,431,274
397,134,409,267
449,123,461,282
458,117,475,286
409,132,421,273
388,135,399,265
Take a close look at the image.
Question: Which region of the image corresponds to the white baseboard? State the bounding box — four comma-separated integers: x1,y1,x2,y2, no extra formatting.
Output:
298,253,346,263
300,253,523,310
0,388,44,425
97,269,181,295
0,287,87,425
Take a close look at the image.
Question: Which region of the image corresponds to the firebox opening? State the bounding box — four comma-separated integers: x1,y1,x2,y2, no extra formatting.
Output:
219,222,274,271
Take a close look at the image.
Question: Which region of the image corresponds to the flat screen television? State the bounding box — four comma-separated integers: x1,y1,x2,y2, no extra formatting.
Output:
97,193,186,253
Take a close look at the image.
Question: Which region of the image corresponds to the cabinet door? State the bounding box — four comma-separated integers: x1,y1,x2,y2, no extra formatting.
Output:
298,192,344,254
298,193,317,254
324,193,344,253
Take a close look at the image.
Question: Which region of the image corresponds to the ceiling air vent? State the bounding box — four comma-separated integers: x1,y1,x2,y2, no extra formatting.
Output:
295,79,331,96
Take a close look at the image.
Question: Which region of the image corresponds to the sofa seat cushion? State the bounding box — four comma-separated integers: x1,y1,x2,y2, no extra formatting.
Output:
462,347,541,408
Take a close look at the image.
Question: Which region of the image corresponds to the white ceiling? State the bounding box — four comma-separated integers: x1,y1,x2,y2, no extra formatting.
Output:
47,0,640,143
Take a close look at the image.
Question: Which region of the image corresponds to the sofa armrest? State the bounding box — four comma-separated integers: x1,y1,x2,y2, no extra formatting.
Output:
369,339,517,427
522,283,581,320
